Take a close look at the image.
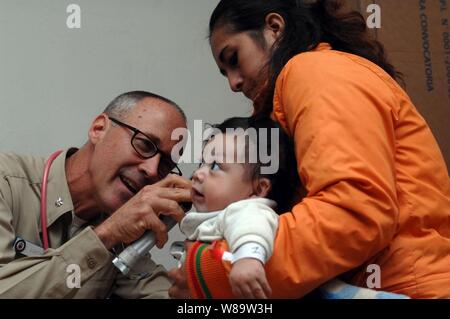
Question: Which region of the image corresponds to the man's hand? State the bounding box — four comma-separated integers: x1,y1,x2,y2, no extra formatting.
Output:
229,258,272,299
95,175,191,250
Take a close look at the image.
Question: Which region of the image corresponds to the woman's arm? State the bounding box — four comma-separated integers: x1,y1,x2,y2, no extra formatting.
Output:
266,51,401,297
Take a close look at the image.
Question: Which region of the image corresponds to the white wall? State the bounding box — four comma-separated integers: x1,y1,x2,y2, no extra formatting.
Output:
0,0,253,270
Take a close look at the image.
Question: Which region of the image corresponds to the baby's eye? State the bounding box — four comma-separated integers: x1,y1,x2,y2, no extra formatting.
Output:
210,161,221,171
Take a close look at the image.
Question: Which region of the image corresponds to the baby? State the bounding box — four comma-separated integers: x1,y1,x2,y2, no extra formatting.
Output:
178,116,409,299
180,116,301,298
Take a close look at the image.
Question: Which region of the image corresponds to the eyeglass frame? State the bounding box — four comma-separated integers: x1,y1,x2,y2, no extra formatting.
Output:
108,116,182,178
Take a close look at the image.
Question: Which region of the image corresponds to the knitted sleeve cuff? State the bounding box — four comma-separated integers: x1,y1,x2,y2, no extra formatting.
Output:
185,241,234,299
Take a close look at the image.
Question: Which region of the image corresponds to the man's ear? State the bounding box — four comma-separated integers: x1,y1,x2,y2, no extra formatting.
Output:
264,13,285,41
88,113,109,145
253,177,272,198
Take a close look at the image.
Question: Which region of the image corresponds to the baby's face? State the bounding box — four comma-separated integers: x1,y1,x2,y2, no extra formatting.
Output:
191,133,255,212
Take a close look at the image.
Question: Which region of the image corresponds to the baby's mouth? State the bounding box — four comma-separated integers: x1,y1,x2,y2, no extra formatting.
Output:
192,188,204,199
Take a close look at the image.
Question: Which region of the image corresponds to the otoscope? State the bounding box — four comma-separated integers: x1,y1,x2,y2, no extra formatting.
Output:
113,201,192,275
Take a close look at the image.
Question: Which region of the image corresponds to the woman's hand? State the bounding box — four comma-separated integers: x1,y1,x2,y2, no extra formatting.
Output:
168,241,194,299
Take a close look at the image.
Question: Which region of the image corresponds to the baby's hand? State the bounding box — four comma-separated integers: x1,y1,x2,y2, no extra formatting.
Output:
229,258,272,299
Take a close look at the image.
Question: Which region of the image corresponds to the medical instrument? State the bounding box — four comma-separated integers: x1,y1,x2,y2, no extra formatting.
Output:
113,201,192,275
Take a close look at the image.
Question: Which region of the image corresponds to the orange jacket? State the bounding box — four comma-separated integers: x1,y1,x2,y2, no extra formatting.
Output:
186,43,450,299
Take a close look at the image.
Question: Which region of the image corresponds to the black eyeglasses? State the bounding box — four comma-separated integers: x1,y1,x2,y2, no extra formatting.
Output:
109,117,182,178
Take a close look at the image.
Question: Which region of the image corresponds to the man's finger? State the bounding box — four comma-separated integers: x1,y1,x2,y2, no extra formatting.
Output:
143,212,168,248
157,175,192,189
151,198,185,222
150,187,192,203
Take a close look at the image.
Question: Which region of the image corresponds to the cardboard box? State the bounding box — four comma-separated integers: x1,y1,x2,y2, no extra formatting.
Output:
344,0,450,168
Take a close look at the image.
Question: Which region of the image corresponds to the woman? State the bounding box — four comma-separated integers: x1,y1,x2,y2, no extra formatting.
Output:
170,0,450,298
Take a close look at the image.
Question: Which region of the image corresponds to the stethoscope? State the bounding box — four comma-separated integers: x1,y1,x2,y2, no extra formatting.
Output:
40,150,63,250
13,150,63,256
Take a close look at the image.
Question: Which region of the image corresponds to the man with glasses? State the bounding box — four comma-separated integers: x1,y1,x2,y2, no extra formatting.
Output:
0,91,191,298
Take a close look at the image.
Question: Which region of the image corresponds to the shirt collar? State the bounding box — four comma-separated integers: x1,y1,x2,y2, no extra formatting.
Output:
313,42,332,51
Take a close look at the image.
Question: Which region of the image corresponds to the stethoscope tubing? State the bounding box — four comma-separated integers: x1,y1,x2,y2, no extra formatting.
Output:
40,150,63,250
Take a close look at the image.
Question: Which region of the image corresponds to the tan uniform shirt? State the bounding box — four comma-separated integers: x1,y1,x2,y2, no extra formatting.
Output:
0,149,170,298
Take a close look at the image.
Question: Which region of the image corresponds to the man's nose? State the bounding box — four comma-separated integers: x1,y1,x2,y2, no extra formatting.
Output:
137,154,161,180
228,71,243,92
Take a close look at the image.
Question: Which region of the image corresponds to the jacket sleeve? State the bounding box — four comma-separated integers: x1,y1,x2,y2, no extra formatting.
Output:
222,200,279,257
268,53,400,297
185,52,401,298
0,226,112,298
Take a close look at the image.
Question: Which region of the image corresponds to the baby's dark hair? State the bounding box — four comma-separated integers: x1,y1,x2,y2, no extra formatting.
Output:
207,116,303,213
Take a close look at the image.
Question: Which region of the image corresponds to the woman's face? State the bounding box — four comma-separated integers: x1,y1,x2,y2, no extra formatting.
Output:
210,25,276,102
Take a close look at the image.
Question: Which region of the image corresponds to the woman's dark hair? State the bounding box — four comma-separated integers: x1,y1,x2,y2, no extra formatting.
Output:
209,0,402,116
207,116,303,213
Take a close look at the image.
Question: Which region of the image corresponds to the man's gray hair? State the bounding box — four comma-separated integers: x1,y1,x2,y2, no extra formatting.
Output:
103,91,186,121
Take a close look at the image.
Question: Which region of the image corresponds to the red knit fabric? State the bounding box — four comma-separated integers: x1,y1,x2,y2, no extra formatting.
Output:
185,241,205,299
185,241,234,299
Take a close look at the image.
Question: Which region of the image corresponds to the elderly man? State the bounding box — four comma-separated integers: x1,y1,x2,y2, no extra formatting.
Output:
0,91,191,298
